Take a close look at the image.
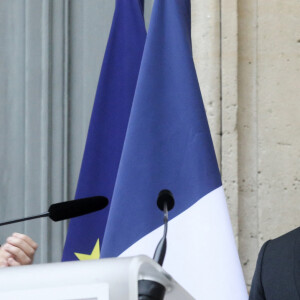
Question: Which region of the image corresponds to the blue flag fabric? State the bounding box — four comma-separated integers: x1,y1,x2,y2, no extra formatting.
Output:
100,0,248,298
62,0,146,261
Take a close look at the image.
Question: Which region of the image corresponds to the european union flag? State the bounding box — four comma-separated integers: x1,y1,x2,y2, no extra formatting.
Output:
100,0,248,298
62,0,146,261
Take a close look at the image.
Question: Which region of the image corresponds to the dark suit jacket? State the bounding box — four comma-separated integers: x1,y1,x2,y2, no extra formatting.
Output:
249,227,300,300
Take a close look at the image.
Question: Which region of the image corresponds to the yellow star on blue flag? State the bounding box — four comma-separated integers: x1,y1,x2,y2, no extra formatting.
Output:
74,239,100,261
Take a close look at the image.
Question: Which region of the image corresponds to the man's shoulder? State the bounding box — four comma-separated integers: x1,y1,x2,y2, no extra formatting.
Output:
262,226,300,266
250,227,300,300
268,226,300,249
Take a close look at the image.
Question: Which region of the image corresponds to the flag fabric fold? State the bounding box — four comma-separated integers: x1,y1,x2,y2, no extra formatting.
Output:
100,0,248,298
62,0,146,261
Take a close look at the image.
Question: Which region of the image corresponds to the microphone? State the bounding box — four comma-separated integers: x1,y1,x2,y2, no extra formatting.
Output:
0,196,108,226
48,196,108,221
153,189,175,266
138,190,175,300
156,189,175,212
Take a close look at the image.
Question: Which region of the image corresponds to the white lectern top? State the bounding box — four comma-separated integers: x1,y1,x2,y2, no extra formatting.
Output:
0,255,194,300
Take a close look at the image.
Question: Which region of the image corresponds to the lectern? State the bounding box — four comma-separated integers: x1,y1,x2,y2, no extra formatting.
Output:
0,255,194,299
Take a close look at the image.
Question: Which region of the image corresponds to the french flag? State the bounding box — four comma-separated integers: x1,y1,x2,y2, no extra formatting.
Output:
101,0,248,299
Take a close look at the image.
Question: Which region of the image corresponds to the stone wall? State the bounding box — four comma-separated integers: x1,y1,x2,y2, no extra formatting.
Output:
192,0,300,288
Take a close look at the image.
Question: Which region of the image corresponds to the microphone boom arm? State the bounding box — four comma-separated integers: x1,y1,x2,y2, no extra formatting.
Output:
153,201,169,266
0,212,49,227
